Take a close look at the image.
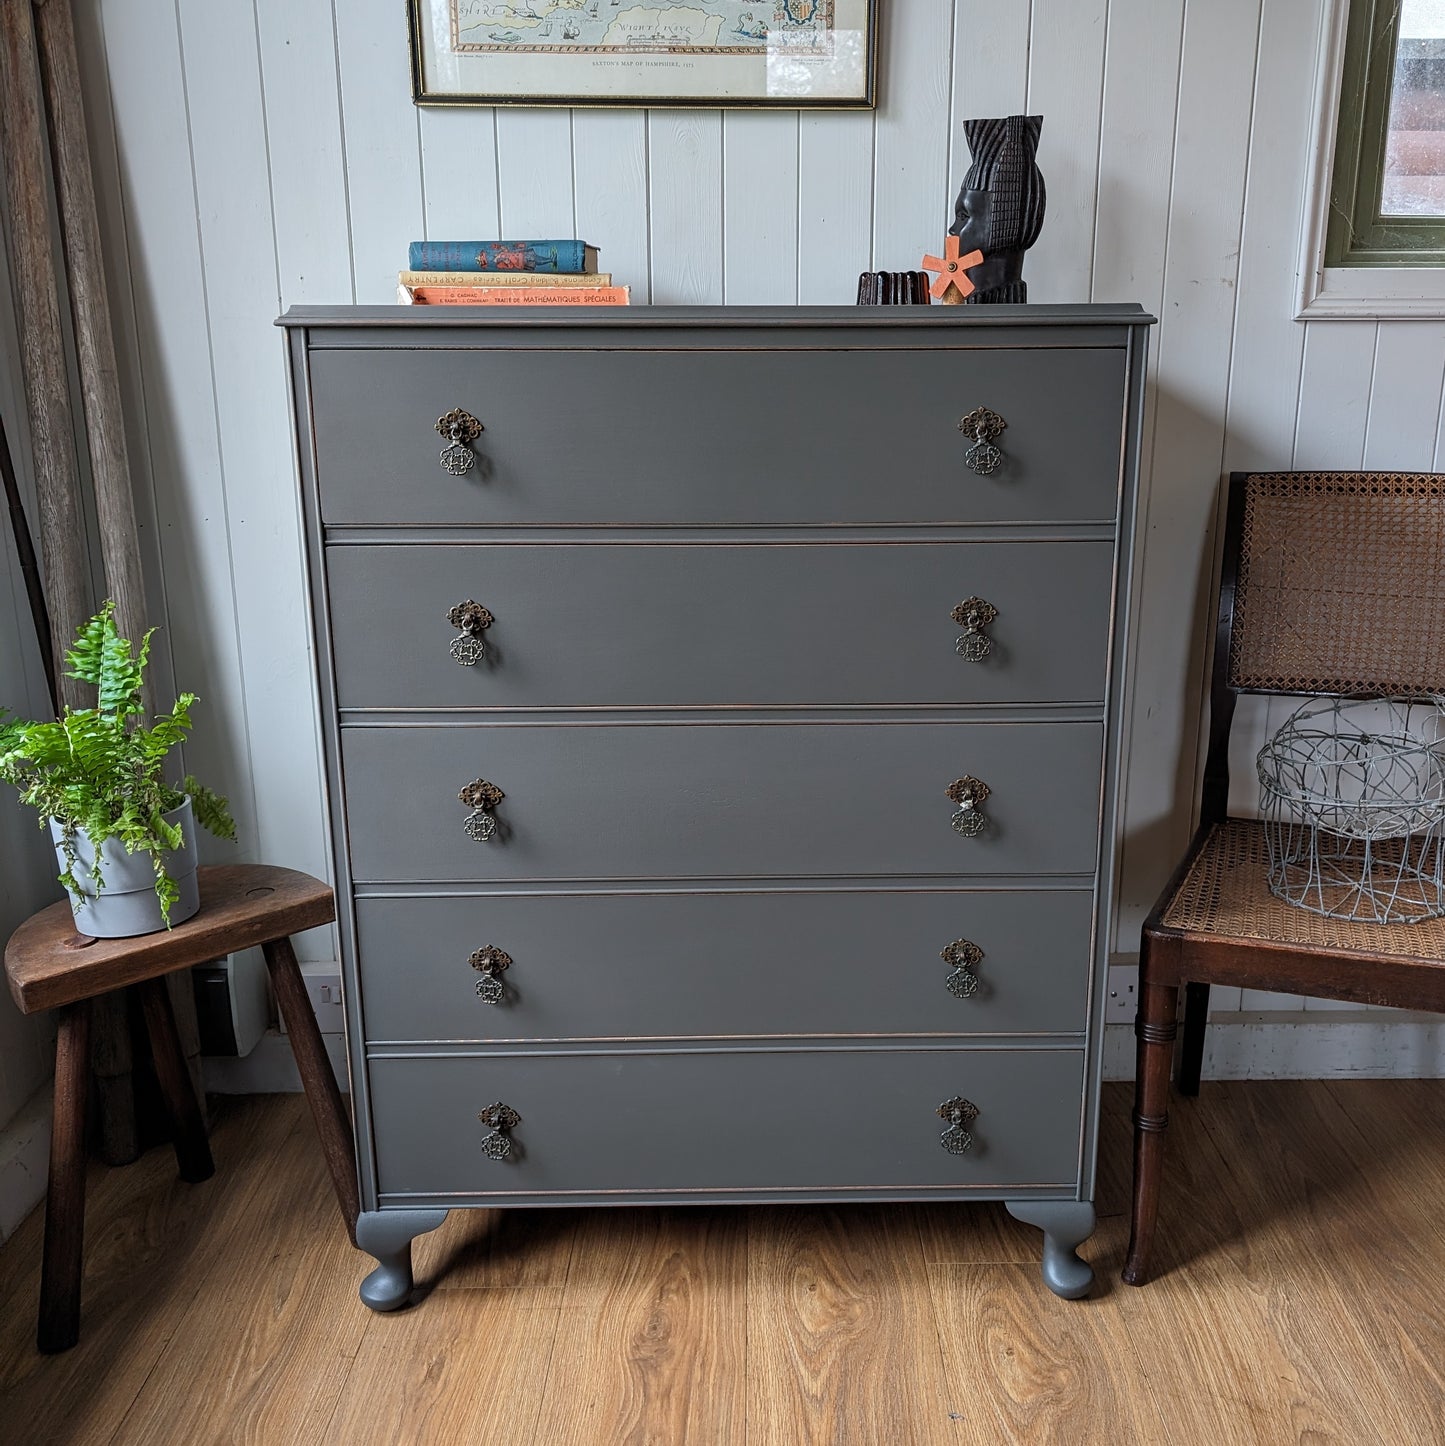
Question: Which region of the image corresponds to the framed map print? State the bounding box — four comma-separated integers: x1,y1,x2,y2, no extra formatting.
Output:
408,1,878,108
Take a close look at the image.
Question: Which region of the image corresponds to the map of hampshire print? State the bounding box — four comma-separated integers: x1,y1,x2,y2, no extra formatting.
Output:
451,1,835,54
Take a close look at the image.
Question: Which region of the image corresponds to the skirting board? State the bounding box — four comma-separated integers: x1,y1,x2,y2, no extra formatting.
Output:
202,1029,349,1095
1103,1013,1445,1080
2,1020,1441,1242
0,1085,52,1244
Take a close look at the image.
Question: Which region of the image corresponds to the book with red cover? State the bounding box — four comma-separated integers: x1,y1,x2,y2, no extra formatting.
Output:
401,284,630,306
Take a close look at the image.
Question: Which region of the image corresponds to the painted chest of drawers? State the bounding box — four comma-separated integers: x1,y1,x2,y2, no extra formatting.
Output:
279,303,1152,1305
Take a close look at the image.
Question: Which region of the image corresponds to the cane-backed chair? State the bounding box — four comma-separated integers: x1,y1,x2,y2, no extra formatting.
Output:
1123,470,1445,1285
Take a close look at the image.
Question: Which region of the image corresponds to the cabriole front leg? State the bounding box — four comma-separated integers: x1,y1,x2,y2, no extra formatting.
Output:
1004,1199,1096,1299
355,1209,448,1311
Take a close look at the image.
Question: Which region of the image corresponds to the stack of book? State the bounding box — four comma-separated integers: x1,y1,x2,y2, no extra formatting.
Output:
397,239,629,306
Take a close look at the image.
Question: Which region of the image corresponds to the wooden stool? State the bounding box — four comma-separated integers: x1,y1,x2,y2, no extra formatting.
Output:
3,864,359,1352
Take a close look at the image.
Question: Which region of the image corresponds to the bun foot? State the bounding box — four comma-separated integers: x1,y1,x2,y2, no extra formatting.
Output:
356,1209,448,1311
1005,1199,1096,1299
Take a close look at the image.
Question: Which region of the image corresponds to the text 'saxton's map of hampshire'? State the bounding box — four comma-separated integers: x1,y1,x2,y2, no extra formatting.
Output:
452,1,835,54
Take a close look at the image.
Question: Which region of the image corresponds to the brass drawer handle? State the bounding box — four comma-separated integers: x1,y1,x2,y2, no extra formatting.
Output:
470,945,512,1004
436,408,484,476
478,1102,520,1160
941,938,983,998
459,779,504,841
938,1097,980,1154
946,776,990,837
447,599,494,666
952,597,998,661
959,406,1006,476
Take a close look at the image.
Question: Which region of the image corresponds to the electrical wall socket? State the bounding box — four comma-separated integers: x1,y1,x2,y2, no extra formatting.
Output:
1105,964,1140,1024
278,962,345,1035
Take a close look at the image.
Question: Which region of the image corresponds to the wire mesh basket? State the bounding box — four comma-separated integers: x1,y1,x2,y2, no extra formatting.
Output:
1257,696,1445,924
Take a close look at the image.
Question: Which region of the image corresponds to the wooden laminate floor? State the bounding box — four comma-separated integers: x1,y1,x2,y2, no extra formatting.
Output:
1,1080,1443,1445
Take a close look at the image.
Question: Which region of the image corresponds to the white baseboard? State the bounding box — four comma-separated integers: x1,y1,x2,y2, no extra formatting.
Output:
0,1085,52,1243
1103,1011,1445,1080
202,1029,350,1095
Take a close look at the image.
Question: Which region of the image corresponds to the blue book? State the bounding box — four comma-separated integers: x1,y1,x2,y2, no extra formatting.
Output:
408,240,599,274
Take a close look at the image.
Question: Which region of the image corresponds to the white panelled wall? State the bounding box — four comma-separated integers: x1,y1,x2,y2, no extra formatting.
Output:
2,0,1443,1165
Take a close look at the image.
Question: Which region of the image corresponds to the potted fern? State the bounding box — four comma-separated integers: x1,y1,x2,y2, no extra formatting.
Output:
0,603,236,937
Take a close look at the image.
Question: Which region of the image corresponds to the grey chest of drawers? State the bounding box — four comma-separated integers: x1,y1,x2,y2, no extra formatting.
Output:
279,303,1153,1307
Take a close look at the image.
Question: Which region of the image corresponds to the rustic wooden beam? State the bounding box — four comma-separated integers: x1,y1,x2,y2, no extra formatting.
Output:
0,0,138,1163
32,0,206,1116
0,0,90,703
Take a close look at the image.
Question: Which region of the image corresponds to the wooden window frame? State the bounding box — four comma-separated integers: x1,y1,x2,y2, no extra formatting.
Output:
1299,0,1445,317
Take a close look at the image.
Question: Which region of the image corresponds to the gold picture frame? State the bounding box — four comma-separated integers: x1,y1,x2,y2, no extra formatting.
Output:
408,1,878,109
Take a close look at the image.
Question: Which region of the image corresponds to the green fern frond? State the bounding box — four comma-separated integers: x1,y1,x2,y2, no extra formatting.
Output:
3,603,237,926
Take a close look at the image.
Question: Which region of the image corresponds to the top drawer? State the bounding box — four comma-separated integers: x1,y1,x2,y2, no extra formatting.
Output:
307,346,1126,527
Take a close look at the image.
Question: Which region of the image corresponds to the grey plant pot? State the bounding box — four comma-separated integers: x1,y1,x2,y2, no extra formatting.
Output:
50,797,200,938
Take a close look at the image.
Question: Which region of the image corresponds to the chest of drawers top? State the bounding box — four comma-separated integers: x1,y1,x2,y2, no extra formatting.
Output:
280,303,1152,530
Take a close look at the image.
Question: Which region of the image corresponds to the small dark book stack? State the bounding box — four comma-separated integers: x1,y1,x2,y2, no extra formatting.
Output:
856,271,933,305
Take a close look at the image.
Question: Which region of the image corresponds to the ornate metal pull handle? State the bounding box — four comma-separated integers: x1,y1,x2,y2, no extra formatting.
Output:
958,406,1006,476
941,938,983,998
436,408,484,476
478,1101,520,1160
938,1096,980,1154
447,599,495,666
952,597,998,662
459,779,504,841
946,776,990,837
470,944,512,1004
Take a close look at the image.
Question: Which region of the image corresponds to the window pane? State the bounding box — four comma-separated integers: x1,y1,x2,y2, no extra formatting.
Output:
1385,0,1445,215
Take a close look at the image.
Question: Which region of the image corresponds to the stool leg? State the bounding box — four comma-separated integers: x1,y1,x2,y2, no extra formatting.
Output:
1123,943,1178,1287
38,1000,91,1353
138,976,214,1184
263,936,359,1244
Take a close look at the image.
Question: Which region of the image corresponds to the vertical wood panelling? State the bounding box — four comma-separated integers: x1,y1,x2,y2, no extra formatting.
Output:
176,3,333,931
796,112,874,302
496,109,575,237
1114,0,1263,949
722,112,799,303
100,0,257,854
1362,324,1445,469
334,0,425,303
1091,0,1183,311
254,2,352,303
648,112,723,304
1221,0,1322,475
572,111,650,296
872,0,953,274
419,109,501,240
1026,0,1109,305
1293,321,1377,468
949,0,1029,187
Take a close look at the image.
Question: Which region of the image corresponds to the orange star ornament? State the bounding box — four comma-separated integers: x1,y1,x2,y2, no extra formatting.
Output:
921,235,985,303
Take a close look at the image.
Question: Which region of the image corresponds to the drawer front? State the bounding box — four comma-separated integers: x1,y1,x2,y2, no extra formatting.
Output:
354,889,1094,1043
339,721,1104,883
368,1047,1084,1197
308,347,1125,526
326,541,1114,710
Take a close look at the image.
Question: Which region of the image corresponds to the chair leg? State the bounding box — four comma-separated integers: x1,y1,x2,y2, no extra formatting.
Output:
1122,961,1178,1287
262,935,360,1244
38,1000,91,1353
1176,981,1210,1097
137,976,214,1185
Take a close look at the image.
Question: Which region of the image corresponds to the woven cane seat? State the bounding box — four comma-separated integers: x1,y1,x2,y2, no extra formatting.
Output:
1158,818,1445,959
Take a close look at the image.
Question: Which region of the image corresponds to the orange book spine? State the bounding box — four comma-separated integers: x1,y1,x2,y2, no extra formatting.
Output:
409,284,630,306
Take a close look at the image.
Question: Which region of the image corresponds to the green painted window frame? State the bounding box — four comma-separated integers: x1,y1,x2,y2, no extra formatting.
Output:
1327,0,1445,267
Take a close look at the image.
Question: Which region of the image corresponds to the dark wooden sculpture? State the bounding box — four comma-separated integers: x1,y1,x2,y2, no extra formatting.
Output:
950,115,1046,304
855,271,932,304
